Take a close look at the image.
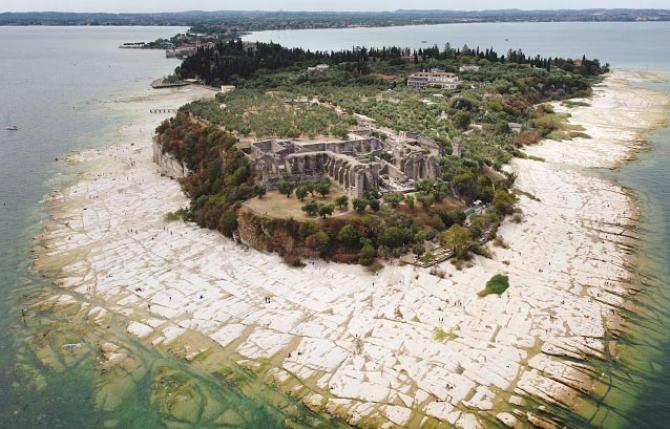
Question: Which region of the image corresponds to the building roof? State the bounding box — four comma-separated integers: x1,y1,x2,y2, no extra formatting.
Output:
409,71,458,78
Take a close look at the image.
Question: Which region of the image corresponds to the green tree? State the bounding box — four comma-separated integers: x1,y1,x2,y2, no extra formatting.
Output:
302,201,319,216
384,192,403,209
315,179,331,198
440,224,474,259
335,195,349,210
412,242,425,256
337,224,359,245
453,110,472,130
254,185,267,199
353,198,369,214
278,181,294,198
369,199,381,212
358,243,376,265
299,221,320,238
306,231,330,255
295,186,309,201
379,226,405,249
493,189,516,216
318,204,335,218
417,193,435,210
404,194,415,210
303,181,316,196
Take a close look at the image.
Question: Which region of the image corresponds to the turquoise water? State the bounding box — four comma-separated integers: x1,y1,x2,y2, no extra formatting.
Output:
2,22,670,428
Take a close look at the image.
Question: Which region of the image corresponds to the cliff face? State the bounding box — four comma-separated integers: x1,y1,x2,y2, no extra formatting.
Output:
152,139,188,179
236,208,302,257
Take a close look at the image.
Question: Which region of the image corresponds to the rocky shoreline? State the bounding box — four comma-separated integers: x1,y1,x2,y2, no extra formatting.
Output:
33,70,670,428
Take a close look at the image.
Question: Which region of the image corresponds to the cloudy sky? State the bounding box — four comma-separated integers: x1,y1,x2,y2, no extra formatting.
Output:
1,1,669,13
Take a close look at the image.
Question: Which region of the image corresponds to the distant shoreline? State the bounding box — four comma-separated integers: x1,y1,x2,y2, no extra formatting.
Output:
2,9,669,29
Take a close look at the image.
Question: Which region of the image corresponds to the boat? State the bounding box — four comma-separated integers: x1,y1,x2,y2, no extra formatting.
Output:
5,125,18,131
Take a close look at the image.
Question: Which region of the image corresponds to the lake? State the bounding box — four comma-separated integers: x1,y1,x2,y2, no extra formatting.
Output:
244,21,670,71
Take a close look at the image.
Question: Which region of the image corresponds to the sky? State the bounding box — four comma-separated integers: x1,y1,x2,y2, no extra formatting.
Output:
1,1,669,13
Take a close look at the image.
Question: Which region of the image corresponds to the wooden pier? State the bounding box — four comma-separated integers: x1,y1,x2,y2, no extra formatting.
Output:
149,108,178,114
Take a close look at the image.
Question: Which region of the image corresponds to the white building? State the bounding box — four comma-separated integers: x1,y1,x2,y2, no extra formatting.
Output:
407,71,460,89
307,64,330,74
459,64,481,72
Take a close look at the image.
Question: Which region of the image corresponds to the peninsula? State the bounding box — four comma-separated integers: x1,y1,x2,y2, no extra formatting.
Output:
153,40,607,269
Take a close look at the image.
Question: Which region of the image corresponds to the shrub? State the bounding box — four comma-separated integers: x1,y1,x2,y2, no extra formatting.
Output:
379,226,405,249
358,243,376,265
384,192,404,208
337,224,359,245
478,274,510,297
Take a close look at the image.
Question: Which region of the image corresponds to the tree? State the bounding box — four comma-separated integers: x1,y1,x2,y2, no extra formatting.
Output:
337,224,358,245
315,180,331,198
493,189,516,216
278,181,294,198
405,194,415,210
353,197,369,214
358,243,376,265
430,213,446,231
412,242,425,256
318,204,335,218
453,172,478,201
254,185,266,199
384,192,403,209
379,226,405,249
302,201,319,216
303,181,315,196
417,193,435,211
439,224,474,259
335,195,349,210
295,186,309,201
453,110,472,130
306,231,330,255
369,199,381,212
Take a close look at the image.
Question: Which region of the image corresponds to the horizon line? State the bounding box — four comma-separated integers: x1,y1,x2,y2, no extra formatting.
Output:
3,8,670,14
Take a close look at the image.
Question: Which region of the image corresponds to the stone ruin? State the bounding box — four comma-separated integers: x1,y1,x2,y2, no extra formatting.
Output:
243,132,441,197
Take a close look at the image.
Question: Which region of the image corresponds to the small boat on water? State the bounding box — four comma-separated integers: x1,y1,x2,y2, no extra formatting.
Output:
5,125,18,131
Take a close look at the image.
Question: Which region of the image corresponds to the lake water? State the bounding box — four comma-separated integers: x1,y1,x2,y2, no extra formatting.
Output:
0,26,183,427
1,22,669,428
244,21,670,71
